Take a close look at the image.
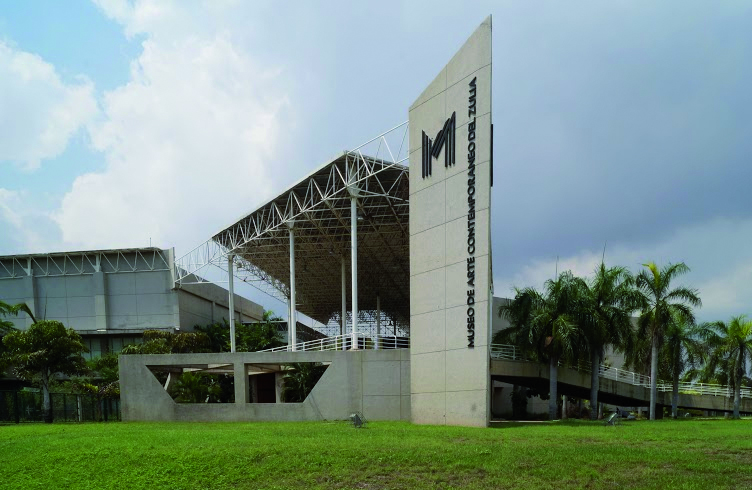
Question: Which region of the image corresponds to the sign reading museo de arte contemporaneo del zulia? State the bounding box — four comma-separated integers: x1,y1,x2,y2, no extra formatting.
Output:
465,76,478,349
420,76,480,349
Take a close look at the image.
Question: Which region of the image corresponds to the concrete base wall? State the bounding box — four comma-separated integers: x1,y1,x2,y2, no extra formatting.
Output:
120,349,410,422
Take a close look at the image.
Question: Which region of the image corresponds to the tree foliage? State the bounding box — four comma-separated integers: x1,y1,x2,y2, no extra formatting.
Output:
1,299,36,372
0,299,36,333
281,362,328,403
497,271,586,419
170,371,228,403
1,320,87,422
69,354,121,400
663,316,707,418
194,310,284,353
121,330,212,354
701,315,752,419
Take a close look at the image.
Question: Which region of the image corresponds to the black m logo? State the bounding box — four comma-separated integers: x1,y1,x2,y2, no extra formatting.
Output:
421,111,456,179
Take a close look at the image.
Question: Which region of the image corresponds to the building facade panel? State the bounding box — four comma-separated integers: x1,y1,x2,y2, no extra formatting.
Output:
409,224,446,277
66,295,95,318
35,276,67,299
408,180,447,235
409,267,445,316
411,391,446,425
409,309,446,355
106,272,136,295
64,275,93,297
411,350,447,394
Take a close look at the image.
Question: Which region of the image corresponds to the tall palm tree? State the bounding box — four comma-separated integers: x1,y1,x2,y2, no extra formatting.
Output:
499,271,585,420
663,316,706,418
577,264,642,420
635,262,701,420
702,315,752,419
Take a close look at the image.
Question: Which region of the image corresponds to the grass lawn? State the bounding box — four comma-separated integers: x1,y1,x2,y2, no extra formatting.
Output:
1,419,751,489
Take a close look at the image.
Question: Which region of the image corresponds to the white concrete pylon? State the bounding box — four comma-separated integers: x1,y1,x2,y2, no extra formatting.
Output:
228,254,236,353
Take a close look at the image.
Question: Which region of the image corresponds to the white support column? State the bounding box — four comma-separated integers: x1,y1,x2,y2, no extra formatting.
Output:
350,196,358,350
228,254,236,353
288,225,297,351
287,297,292,351
341,255,347,351
375,294,381,350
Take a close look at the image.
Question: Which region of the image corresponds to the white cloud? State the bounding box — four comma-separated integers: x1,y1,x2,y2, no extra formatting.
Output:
0,189,49,252
494,217,752,321
54,4,290,253
0,42,98,169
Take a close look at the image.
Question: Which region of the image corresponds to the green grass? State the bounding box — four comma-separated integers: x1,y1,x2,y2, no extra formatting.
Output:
1,419,751,489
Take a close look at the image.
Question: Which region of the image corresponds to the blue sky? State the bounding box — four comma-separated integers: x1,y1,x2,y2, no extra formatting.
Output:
1,1,752,323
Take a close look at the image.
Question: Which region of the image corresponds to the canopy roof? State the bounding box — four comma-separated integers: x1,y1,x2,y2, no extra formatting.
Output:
179,151,410,332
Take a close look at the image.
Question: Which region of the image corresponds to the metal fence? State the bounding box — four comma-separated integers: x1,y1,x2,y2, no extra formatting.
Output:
0,390,121,423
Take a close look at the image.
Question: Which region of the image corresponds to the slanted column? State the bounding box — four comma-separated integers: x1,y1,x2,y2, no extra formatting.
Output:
228,254,236,353
341,255,347,351
288,224,297,351
350,196,358,350
375,294,381,350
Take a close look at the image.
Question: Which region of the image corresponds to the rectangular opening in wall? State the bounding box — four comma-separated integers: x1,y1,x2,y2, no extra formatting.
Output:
147,364,235,403
246,362,330,404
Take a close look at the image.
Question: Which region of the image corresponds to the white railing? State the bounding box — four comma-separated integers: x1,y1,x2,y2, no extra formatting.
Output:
489,343,749,399
656,381,752,399
257,333,409,353
489,344,529,362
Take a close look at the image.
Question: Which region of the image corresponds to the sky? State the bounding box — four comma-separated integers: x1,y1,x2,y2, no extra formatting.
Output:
1,0,751,323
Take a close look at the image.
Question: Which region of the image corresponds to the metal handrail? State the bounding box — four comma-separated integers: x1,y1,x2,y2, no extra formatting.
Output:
489,343,750,399
257,333,409,353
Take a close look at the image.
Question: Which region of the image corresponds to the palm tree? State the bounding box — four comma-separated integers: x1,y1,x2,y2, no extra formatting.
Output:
702,315,752,419
635,262,701,420
0,299,36,333
498,271,585,420
663,316,706,418
577,263,642,420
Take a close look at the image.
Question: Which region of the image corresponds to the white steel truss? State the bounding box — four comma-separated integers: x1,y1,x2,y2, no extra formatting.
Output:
175,122,410,336
0,248,172,279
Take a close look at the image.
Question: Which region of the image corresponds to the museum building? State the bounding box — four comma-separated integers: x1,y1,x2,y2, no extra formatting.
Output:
2,17,499,427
